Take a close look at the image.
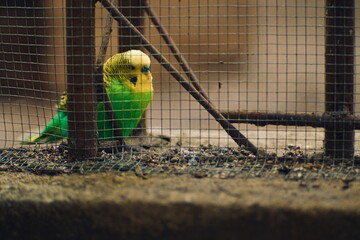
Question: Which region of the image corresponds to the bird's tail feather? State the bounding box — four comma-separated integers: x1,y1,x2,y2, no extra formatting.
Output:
21,134,48,144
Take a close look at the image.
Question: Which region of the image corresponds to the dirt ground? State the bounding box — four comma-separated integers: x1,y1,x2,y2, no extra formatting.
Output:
0,171,360,240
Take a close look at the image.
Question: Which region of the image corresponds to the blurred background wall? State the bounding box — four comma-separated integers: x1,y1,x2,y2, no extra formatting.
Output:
1,0,360,148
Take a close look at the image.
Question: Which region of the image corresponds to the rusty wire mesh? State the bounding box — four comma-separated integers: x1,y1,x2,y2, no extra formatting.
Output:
0,0,359,179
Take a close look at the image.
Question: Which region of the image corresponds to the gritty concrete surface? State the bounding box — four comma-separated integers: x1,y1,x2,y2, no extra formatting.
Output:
0,172,359,240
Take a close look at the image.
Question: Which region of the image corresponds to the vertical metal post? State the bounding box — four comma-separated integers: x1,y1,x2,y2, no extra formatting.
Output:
118,0,147,136
325,0,355,158
118,0,145,52
66,0,97,159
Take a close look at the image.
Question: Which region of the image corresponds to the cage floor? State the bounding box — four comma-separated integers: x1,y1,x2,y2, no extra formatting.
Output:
1,128,360,179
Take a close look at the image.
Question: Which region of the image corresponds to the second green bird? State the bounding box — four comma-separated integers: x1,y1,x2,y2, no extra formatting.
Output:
25,49,154,144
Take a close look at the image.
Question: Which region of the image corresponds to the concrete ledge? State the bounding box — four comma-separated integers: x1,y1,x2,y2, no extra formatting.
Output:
0,173,359,239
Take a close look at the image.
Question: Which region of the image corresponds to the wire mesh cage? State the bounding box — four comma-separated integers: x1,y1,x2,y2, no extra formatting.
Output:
0,0,359,179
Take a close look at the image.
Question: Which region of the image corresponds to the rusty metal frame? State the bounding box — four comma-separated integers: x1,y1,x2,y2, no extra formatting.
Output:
222,1,356,159
220,111,360,129
66,0,356,159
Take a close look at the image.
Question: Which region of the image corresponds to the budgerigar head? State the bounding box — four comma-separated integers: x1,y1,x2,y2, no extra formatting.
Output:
103,50,153,92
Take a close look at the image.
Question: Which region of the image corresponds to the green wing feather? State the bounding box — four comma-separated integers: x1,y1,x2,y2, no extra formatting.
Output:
23,110,68,144
24,88,152,144
97,79,153,140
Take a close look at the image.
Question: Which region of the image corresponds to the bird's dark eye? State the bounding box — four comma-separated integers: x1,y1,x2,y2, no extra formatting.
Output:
141,66,150,73
129,65,135,70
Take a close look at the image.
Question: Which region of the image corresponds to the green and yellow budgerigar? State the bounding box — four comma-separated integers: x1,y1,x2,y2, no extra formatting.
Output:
24,49,153,144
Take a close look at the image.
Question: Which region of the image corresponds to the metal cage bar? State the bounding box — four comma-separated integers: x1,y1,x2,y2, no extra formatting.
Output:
66,0,97,159
324,0,355,158
117,0,147,136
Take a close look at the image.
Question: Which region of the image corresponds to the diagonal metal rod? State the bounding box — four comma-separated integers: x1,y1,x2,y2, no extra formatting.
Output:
96,5,113,68
99,0,258,153
143,1,212,103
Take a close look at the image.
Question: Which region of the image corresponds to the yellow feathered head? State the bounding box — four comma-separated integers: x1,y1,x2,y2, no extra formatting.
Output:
103,50,153,92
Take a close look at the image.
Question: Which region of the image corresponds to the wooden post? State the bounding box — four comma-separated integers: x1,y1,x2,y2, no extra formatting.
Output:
66,0,97,159
118,0,145,52
118,0,147,136
324,0,355,158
